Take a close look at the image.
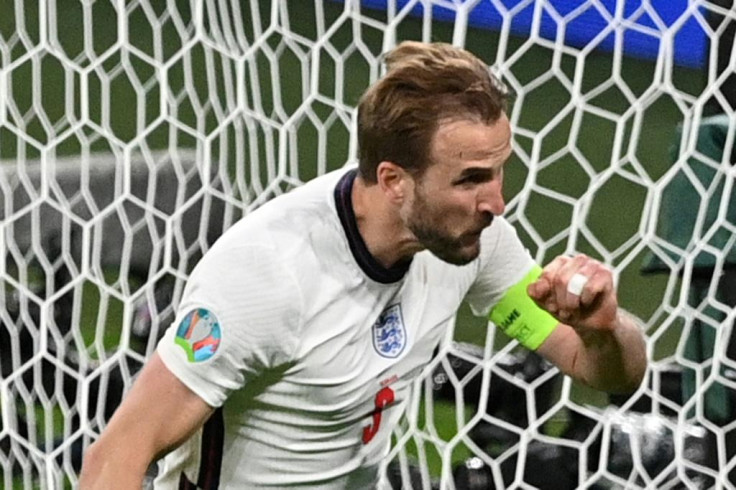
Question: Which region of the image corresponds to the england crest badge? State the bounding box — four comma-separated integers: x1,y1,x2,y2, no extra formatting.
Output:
372,304,406,358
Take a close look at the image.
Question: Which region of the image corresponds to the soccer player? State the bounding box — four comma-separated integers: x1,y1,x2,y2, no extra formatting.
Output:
79,41,647,489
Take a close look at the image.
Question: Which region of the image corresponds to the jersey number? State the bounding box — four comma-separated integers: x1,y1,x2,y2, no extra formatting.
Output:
362,386,395,444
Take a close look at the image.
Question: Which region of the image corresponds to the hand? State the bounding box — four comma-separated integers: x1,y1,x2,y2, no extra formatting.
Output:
527,254,618,331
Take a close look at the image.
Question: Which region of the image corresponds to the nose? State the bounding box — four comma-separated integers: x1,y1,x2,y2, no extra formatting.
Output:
477,180,505,216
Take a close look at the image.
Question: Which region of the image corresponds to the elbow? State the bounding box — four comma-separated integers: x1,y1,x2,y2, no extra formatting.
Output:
624,347,648,394
610,370,645,395
585,368,645,396
606,341,648,395
576,336,648,395
623,330,648,393
601,312,649,395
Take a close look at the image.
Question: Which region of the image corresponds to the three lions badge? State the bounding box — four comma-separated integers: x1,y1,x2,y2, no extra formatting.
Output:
372,304,406,358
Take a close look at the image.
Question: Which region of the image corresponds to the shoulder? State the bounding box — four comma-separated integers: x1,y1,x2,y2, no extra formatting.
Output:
183,167,358,308
202,167,351,266
225,167,349,245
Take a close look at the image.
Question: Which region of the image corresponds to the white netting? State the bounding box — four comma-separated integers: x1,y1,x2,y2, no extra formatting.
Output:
1,0,735,488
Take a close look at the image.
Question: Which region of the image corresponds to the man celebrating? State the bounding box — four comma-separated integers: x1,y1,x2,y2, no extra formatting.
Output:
80,41,646,489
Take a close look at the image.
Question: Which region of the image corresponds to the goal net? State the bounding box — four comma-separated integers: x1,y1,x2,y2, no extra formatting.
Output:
1,0,735,488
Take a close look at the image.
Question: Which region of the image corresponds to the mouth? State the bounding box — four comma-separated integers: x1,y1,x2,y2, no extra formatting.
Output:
459,218,493,245
469,217,494,236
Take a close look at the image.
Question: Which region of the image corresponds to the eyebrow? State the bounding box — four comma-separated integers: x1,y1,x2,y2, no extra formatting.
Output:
450,167,496,184
458,166,494,176
458,150,490,160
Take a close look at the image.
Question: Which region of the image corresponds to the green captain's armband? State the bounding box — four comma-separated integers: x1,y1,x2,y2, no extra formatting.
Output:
489,265,558,350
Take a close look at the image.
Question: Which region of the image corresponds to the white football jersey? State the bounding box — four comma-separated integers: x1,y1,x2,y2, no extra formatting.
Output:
154,166,537,489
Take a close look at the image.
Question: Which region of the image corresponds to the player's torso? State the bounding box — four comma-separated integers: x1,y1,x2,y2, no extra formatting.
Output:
281,256,467,425
157,168,484,488
218,252,472,487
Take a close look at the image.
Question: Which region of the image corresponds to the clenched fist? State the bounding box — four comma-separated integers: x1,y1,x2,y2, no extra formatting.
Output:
527,254,618,331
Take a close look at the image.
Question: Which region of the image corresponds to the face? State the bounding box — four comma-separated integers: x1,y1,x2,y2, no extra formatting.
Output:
403,115,511,265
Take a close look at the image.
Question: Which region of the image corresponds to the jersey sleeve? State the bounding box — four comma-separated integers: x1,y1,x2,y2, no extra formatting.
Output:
464,217,558,350
157,243,302,408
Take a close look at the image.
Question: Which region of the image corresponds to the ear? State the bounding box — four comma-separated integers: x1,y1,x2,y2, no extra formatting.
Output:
376,161,413,203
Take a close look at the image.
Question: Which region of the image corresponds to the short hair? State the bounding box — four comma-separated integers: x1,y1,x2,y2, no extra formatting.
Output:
357,41,508,184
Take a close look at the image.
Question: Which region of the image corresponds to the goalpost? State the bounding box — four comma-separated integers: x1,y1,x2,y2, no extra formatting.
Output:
1,0,735,488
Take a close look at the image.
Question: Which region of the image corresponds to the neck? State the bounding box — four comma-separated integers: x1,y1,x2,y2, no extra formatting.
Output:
351,176,422,269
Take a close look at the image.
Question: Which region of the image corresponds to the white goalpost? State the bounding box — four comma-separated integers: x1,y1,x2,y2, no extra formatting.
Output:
1,0,735,488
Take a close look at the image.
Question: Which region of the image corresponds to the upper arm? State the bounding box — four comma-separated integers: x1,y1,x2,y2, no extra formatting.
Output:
110,352,215,457
80,353,214,489
154,243,302,407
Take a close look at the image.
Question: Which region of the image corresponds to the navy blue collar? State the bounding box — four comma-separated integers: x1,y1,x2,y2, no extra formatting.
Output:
334,169,411,284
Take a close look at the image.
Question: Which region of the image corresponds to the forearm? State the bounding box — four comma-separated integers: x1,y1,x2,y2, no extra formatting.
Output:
79,353,214,489
79,437,151,489
530,254,648,393
572,310,647,394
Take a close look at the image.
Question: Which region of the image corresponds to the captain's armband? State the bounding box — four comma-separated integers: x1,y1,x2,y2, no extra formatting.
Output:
488,265,558,350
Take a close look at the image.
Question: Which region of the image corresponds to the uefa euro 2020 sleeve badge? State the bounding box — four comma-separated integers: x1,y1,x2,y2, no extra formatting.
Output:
174,308,222,362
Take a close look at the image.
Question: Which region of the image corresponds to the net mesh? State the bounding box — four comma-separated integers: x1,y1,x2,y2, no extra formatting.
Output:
1,0,735,488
